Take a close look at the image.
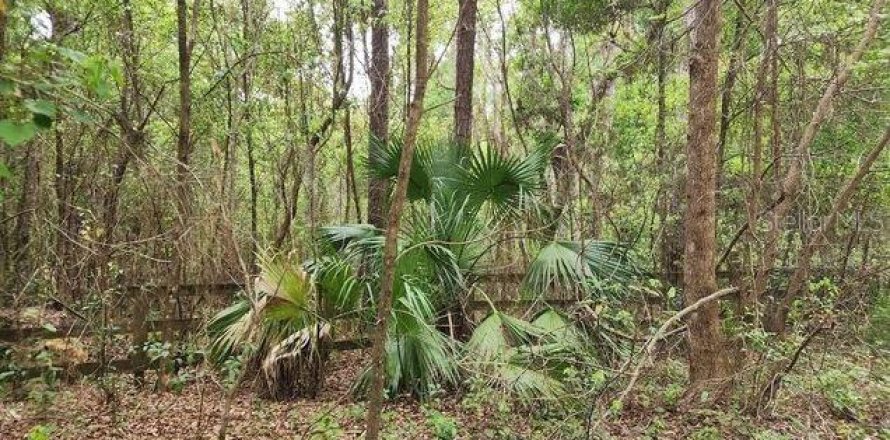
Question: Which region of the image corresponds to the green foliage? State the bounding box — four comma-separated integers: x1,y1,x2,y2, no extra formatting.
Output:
206,254,339,398
463,307,593,401
752,429,791,440
423,407,458,440
688,426,721,440
26,425,54,440
662,382,684,409
0,120,38,146
523,241,639,296
308,414,343,440
816,368,864,419
867,292,890,350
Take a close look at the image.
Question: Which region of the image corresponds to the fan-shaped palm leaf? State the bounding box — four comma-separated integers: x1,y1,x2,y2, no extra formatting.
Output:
456,146,545,217
367,138,434,201
463,310,566,400
524,240,639,296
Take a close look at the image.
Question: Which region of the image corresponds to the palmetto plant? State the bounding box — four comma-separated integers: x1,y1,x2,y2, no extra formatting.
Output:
207,254,358,399
208,139,640,400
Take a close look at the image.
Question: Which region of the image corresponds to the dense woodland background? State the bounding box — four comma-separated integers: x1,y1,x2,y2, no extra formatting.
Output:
0,0,888,438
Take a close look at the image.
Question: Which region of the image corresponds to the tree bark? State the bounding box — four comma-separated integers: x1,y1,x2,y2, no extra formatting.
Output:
364,0,430,437
367,0,391,228
453,0,477,148
683,0,732,386
175,0,194,219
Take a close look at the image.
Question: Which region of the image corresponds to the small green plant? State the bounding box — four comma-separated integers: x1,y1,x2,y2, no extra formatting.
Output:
752,429,791,440
688,426,721,440
643,416,667,439
168,370,191,394
308,413,343,440
28,349,60,412
423,407,458,440
816,369,863,419
867,293,890,350
26,424,54,440
662,382,684,408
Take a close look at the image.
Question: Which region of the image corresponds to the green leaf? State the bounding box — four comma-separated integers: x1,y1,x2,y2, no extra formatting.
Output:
0,79,14,95
24,99,57,118
42,323,57,333
0,162,10,180
0,120,38,146
27,99,58,128
71,110,96,124
57,47,87,63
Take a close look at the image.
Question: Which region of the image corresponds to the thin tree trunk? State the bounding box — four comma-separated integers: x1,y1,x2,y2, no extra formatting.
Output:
752,0,885,311
367,0,391,228
742,0,777,310
364,0,430,437
175,0,194,219
653,0,681,289
453,0,477,148
715,5,750,192
765,125,890,333
241,0,258,268
344,107,362,222
683,0,732,387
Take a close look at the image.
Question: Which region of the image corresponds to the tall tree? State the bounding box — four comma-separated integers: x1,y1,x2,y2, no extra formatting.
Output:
682,0,732,387
175,0,196,218
452,0,477,148
367,0,391,227
364,0,431,436
241,0,258,267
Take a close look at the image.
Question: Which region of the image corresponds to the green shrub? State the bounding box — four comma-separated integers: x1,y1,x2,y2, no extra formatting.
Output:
816,369,863,419
867,293,890,350
423,408,458,440
26,425,54,440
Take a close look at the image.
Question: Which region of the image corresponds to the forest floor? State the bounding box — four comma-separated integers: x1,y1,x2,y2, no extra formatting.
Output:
0,346,887,439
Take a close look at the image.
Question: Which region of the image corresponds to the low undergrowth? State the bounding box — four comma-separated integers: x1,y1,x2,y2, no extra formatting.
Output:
0,342,886,439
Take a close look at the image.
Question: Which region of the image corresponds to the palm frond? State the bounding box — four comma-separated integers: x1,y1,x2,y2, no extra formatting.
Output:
306,256,364,317
456,146,545,217
207,297,255,364
367,138,434,201
355,281,459,398
318,224,380,250
261,322,332,399
523,240,639,296
463,309,567,401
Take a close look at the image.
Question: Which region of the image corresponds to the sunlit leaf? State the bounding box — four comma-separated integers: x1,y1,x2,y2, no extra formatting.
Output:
0,120,38,146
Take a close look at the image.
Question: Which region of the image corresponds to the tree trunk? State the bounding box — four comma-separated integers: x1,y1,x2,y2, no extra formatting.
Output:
715,5,750,192
683,0,732,387
344,107,362,222
452,0,476,149
241,0,258,268
175,0,193,219
367,0,391,228
364,0,430,437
